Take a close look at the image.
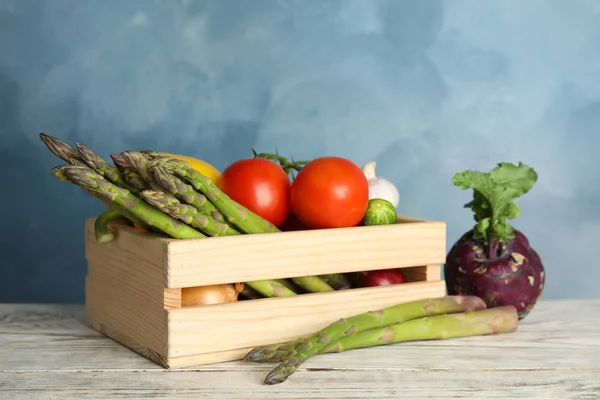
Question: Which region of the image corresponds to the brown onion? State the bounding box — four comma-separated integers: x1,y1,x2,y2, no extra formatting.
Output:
181,283,244,306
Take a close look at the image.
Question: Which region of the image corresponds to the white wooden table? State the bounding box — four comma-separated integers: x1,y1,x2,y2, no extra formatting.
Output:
1,300,598,399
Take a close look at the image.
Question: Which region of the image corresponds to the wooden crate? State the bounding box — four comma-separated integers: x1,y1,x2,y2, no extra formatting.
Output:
84,214,447,369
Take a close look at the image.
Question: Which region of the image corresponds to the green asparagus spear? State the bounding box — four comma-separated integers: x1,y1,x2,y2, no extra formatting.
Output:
326,305,518,353
319,274,352,290
39,133,82,163
240,285,263,300
110,154,148,194
139,150,162,158
119,151,154,182
60,165,207,239
51,165,69,182
94,209,127,244
254,296,487,384
119,151,168,192
52,165,149,230
76,143,132,191
110,153,128,172
140,190,241,237
150,157,280,234
247,305,518,364
273,279,298,291
151,166,226,223
291,276,334,293
245,280,298,297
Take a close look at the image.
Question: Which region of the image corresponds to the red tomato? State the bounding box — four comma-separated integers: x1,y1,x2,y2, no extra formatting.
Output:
217,158,291,227
290,156,369,229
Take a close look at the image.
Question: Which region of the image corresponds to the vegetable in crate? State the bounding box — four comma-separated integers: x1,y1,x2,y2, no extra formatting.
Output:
445,162,545,320
182,283,244,306
217,157,292,227
361,198,397,226
155,152,221,183
57,165,207,239
150,157,281,234
290,156,369,229
357,268,407,288
362,161,400,208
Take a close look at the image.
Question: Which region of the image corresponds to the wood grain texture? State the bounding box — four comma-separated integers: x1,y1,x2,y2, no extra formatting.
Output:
1,300,599,399
166,281,446,359
164,218,446,287
2,370,599,400
84,214,447,367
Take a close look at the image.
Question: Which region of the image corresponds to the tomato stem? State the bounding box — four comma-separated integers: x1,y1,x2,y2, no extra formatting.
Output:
251,149,309,179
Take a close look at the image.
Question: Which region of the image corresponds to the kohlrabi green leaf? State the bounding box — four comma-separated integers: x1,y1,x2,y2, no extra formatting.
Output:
452,162,538,242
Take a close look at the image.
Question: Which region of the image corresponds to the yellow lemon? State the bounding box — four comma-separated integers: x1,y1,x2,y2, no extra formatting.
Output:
159,152,222,184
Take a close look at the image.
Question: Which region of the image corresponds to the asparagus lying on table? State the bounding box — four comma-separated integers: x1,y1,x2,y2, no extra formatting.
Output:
326,305,518,352
247,304,518,365
248,296,489,384
140,190,241,237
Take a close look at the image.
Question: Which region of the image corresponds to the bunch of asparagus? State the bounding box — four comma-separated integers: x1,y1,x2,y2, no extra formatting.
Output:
244,296,519,384
39,133,351,298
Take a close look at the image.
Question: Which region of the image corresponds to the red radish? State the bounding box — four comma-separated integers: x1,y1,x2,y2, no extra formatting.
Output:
357,269,407,287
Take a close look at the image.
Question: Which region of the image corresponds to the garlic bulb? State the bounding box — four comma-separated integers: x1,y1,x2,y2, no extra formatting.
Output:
362,161,400,208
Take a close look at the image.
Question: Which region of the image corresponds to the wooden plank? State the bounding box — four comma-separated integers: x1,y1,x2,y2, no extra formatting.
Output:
86,273,167,357
164,220,447,288
85,218,168,272
1,300,599,373
1,370,599,399
167,281,443,358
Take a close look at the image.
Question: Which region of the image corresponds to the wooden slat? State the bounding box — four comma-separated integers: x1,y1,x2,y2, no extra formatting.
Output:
86,219,181,309
164,220,447,288
86,273,167,357
166,281,446,359
2,370,599,399
1,301,600,399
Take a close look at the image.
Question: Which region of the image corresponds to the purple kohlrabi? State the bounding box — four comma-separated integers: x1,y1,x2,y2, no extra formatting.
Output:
445,228,545,319
447,161,545,320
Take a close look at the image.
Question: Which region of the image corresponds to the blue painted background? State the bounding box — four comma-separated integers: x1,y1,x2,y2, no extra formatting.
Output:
1,0,598,303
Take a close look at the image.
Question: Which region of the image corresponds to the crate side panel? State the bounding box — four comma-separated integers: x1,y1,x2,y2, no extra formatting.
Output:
86,277,169,367
85,219,175,308
165,221,446,288
86,270,168,356
166,280,446,358
85,218,167,275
